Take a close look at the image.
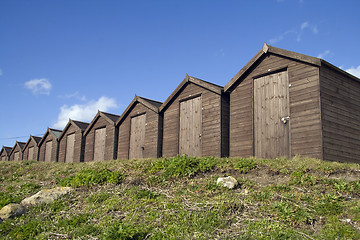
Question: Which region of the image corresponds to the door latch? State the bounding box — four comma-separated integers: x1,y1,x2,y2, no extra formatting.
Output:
281,116,290,124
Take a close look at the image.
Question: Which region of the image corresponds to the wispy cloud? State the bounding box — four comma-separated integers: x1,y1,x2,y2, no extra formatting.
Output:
269,21,318,44
59,91,87,101
53,96,118,128
346,65,360,78
317,50,331,59
24,78,52,95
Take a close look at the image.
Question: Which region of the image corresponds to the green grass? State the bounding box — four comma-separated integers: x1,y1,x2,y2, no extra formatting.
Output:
0,156,360,239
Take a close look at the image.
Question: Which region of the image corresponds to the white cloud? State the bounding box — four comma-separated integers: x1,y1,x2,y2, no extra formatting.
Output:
59,91,87,101
346,65,360,78
53,96,118,129
317,50,331,59
24,78,52,95
269,21,318,44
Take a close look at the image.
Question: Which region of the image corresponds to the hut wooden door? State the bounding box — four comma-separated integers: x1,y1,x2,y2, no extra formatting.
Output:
65,133,75,162
179,96,202,156
14,152,20,161
254,71,290,158
129,114,146,159
28,147,34,160
2,156,6,161
94,127,106,161
45,141,52,162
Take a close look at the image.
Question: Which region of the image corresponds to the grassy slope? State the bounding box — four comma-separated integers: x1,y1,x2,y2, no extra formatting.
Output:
0,156,360,239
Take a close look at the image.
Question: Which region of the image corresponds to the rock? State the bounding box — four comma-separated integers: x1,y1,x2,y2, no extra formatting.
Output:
21,187,73,206
217,176,238,189
0,204,26,220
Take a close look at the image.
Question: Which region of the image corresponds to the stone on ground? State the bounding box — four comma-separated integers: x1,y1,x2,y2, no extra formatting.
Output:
217,176,238,189
0,204,26,220
21,187,73,206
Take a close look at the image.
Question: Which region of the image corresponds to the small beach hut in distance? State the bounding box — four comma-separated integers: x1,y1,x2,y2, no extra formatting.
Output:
160,74,229,158
84,111,119,162
224,43,360,163
0,146,12,161
38,128,62,162
22,135,42,160
9,141,26,161
58,119,89,163
117,95,162,159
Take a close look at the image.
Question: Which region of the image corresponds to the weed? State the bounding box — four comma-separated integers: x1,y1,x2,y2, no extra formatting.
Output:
233,158,257,173
58,168,124,187
147,155,216,180
101,221,149,240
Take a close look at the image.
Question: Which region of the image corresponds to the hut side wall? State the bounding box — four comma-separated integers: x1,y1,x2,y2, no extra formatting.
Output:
84,117,117,162
229,54,323,159
23,141,39,161
38,135,59,162
118,103,161,159
320,65,360,163
58,125,85,163
162,82,223,157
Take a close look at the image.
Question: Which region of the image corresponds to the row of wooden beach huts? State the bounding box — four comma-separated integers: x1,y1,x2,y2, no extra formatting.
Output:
1,44,360,163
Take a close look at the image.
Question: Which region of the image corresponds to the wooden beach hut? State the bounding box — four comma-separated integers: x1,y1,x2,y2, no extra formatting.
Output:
224,43,360,163
9,141,26,161
38,128,62,162
160,74,229,157
84,111,119,162
58,120,89,163
0,146,12,161
117,96,162,159
22,135,42,160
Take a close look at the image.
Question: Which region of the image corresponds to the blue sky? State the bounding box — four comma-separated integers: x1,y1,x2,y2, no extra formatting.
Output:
1,0,359,148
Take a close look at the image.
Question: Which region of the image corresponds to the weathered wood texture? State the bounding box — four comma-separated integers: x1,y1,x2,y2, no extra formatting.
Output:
9,142,25,161
320,64,360,163
254,71,290,158
58,121,88,163
179,96,202,156
22,136,41,160
84,112,119,162
228,53,322,159
162,79,228,158
117,101,162,159
38,129,61,162
0,147,11,161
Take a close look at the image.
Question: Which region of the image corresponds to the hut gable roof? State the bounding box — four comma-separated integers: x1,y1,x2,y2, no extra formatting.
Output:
224,43,360,92
159,74,223,112
38,128,63,147
58,119,90,141
116,96,162,126
9,141,26,156
22,135,42,152
84,111,120,136
1,146,12,156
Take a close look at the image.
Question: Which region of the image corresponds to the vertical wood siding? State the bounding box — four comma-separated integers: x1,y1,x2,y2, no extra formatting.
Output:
179,96,202,156
254,71,290,158
58,125,85,163
84,117,117,162
229,54,322,159
118,103,161,159
129,114,146,159
162,83,224,157
10,145,23,161
320,65,360,163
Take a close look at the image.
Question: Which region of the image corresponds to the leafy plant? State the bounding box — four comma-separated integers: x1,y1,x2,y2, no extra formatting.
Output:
233,158,257,173
58,168,124,187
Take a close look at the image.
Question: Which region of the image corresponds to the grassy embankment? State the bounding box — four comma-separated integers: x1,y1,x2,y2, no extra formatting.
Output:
0,155,359,239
